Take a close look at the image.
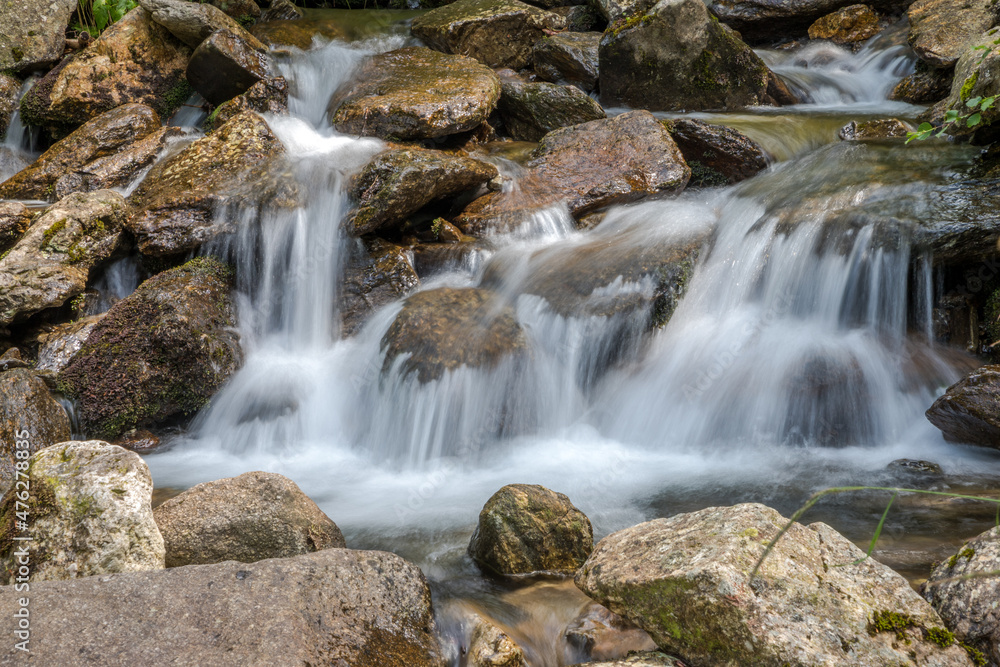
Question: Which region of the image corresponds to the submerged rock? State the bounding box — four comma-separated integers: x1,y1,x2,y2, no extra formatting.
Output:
250,17,348,49
139,0,261,49
0,0,77,73
666,118,769,186
533,32,601,92
341,238,420,336
0,368,71,495
468,483,593,577
58,257,242,440
186,28,271,106
591,0,656,22
497,79,606,142
807,4,881,44
906,0,998,69
565,603,657,661
153,471,345,567
207,76,288,130
838,118,913,140
0,441,165,584
0,202,32,255
469,617,527,667
926,365,1000,448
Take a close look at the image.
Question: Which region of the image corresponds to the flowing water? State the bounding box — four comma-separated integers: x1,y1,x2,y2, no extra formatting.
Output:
0,78,40,185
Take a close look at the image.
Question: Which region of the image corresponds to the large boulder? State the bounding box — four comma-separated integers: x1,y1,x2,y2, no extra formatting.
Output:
575,503,973,666
58,257,242,440
0,73,20,137
411,0,565,69
0,548,444,666
708,0,899,42
468,484,594,577
139,0,262,49
0,441,165,584
906,0,999,69
807,4,881,44
926,365,1000,447
533,32,601,92
600,0,790,112
341,238,421,336
153,471,345,567
497,79,606,142
0,368,71,495
934,30,1000,138
0,0,76,73
666,118,769,187
329,46,501,141
186,29,271,106
591,0,656,22
18,8,192,133
0,190,128,327
0,202,32,255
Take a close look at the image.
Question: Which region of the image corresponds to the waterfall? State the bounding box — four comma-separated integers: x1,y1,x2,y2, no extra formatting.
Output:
0,78,40,185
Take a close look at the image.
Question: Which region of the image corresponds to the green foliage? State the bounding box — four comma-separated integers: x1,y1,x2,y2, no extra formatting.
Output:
75,0,138,38
906,95,998,142
924,626,955,648
870,610,914,641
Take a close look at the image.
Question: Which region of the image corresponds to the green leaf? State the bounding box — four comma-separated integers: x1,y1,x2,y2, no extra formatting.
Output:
92,0,111,31
967,96,983,108
944,109,961,122
968,112,983,127
983,96,997,111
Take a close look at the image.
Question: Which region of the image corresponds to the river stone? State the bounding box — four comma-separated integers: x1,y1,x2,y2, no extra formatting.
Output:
891,64,953,104
907,0,999,69
261,0,304,22
0,548,443,666
139,0,264,49
381,287,526,383
923,526,1000,666
0,368,71,496
347,148,498,236
533,32,601,92
411,0,565,69
0,440,165,584
0,0,76,73
838,118,912,140
251,17,349,48
469,617,527,667
211,0,261,22
128,111,286,256
187,28,271,106
0,73,19,137
468,483,593,577
497,79,606,142
58,257,242,440
707,0,899,42
600,0,788,112
341,238,420,336
591,0,656,21
0,103,162,202
153,471,345,568
0,202,32,255
329,46,501,141
666,118,769,187
0,190,127,327
35,314,105,373
575,503,973,667
207,76,288,130
925,365,1000,447
807,4,880,44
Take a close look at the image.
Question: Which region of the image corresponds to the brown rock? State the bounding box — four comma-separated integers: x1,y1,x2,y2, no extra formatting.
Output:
907,0,998,69
565,603,657,661
890,66,953,104
497,79,606,142
469,617,526,667
807,5,881,44
0,368,71,495
210,0,261,22
533,32,601,92
341,238,420,336
207,76,289,130
926,364,1000,447
186,29,271,106
251,17,348,49
261,0,304,22
0,202,32,255
667,118,769,186
114,428,161,453
838,118,913,140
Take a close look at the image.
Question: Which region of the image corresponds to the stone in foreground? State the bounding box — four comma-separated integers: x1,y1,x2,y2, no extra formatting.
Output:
926,365,1000,447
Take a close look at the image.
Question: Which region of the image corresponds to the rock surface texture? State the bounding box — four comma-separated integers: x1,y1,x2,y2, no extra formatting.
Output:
926,365,1000,447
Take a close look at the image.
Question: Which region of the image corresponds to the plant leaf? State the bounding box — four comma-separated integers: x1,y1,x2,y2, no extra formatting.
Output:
968,112,983,127
967,96,983,108
849,491,897,565
92,0,111,31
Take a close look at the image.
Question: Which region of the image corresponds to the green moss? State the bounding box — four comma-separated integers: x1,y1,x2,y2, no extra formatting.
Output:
870,610,915,641
946,546,975,569
42,218,67,246
607,12,653,38
237,13,256,28
924,627,955,648
159,78,194,120
961,642,988,666
688,160,729,188
961,71,980,103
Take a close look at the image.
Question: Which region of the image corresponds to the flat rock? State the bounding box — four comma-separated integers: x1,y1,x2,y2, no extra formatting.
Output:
341,238,420,336
0,368,71,495
533,32,601,92
807,4,881,44
926,364,1000,447
907,0,999,69
139,0,263,49
497,79,606,142
667,118,769,186
186,28,271,106
0,0,77,73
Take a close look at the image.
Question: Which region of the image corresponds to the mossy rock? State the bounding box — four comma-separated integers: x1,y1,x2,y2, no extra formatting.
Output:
496,78,606,142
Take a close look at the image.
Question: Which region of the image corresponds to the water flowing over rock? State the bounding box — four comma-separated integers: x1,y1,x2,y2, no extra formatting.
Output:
329,46,501,141
497,79,606,142
153,471,345,567
906,0,999,69
0,202,32,255
838,118,912,140
565,603,658,660
0,368,71,495
261,0,304,22
0,0,76,73
807,4,880,44
573,653,681,666
925,365,1000,448
469,617,527,667
58,257,242,440
468,483,594,577
341,238,421,336
411,0,565,69
0,190,127,327
139,0,263,49
251,16,348,49
666,118,769,186
186,29,271,106
708,0,899,42
0,73,20,137
533,32,601,92
0,440,165,584
207,76,288,130
0,548,444,666
35,314,105,373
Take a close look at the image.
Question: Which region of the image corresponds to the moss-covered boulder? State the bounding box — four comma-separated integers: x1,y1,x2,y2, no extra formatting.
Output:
411,0,564,69
329,46,501,141
36,314,105,373
0,202,32,255
341,238,420,336
666,118,769,187
533,32,601,92
139,0,263,49
0,73,20,138
906,0,997,69
0,0,77,73
576,503,973,666
807,4,880,44
497,79,605,142
18,8,192,133
207,76,288,131
58,257,242,440
153,471,345,567
468,483,593,577
186,29,271,106
0,368,71,495
0,190,128,327
925,365,1000,447
838,118,913,140
933,29,1000,138
0,440,165,584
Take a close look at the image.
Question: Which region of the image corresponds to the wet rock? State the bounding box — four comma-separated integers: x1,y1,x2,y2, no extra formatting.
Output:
570,653,680,666
807,4,880,44
207,76,288,130
0,73,19,137
906,0,998,69
497,79,606,142
890,64,953,104
0,103,164,201
347,148,498,236
261,0,304,22
533,32,601,92
139,0,263,49
923,526,1000,667
666,118,769,186
128,111,286,256
935,30,1000,138
0,0,77,73
341,238,420,336
410,239,486,277
381,287,526,383
210,0,261,23
708,0,899,42
838,118,913,140
251,17,346,48
35,314,105,373
19,8,192,132
0,190,127,327
114,428,161,453
187,29,271,106
329,46,500,141
0,348,30,370
600,0,789,112
58,257,242,440
0,202,32,255
0,440,165,583
153,471,345,568
0,368,71,495
565,603,657,661
0,548,443,666
411,0,565,69
565,4,604,31
469,617,526,667
575,503,973,666
468,483,593,577
887,458,943,475
926,365,1000,448
591,0,656,22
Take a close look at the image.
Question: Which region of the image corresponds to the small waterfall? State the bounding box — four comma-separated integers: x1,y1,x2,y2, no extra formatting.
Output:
0,78,40,184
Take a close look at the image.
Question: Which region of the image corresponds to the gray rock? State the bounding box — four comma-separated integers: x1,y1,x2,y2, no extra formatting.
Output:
497,78,606,142
0,368,71,495
186,28,271,106
926,364,1000,448
206,76,288,130
139,0,265,49
667,118,769,186
0,202,32,255
341,238,420,336
261,0,304,22
469,617,526,667
533,32,601,92
907,0,999,69
0,0,76,73
590,0,656,21
708,0,901,42
35,314,105,373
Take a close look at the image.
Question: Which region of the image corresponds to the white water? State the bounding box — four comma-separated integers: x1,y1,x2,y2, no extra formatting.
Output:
0,78,40,184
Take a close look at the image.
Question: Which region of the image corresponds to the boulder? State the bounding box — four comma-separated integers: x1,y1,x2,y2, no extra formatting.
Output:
934,30,1000,138
261,0,304,22
251,17,348,49
838,118,912,140
923,526,1000,667
127,111,287,256
0,0,76,73
533,32,601,92
139,0,263,49
708,0,899,42
186,29,271,106
341,238,420,336
666,118,769,186
0,103,163,202
329,46,501,141
207,76,288,130
600,0,790,112
35,314,105,373
153,471,345,568
591,0,656,22
469,617,526,667
411,0,565,69
381,287,526,383
0,190,127,327
907,0,999,69
0,440,165,584
0,202,32,255
497,79,606,142
58,257,242,440
0,368,71,495
575,503,973,667
0,548,444,666
18,8,192,132
468,483,593,577
926,365,1000,447
210,0,261,22
891,65,953,104
0,73,20,137
807,4,880,44
348,148,498,236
